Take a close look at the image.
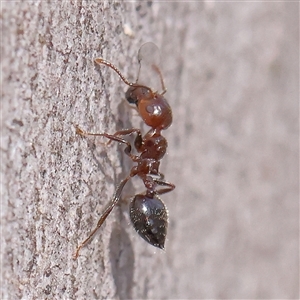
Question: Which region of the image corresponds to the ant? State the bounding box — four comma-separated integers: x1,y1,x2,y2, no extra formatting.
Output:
73,43,175,259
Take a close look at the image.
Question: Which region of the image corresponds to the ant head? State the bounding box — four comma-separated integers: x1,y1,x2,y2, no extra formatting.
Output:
125,85,151,105
126,86,173,130
94,58,172,130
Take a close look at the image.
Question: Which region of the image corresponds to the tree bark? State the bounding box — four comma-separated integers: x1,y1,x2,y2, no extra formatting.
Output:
1,1,298,299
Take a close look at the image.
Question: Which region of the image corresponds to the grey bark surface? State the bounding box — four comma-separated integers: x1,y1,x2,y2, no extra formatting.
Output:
1,1,299,299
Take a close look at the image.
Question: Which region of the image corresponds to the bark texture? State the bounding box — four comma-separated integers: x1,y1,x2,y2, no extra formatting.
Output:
1,1,299,299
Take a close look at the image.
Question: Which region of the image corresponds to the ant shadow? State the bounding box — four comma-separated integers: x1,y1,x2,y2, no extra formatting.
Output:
109,219,135,299
108,105,135,300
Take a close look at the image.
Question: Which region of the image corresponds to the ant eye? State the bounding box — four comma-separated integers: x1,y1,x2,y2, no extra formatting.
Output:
125,86,152,105
125,87,138,105
141,87,151,97
130,194,168,249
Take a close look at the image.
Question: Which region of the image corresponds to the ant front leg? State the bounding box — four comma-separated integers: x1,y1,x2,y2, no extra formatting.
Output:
153,178,175,195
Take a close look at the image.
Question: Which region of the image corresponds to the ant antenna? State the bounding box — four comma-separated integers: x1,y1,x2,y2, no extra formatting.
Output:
95,58,153,92
95,58,135,87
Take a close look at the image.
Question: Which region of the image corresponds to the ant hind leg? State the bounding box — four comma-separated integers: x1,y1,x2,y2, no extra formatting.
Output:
73,175,131,259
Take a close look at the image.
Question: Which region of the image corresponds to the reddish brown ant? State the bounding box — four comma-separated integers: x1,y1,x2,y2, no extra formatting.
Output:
73,43,175,259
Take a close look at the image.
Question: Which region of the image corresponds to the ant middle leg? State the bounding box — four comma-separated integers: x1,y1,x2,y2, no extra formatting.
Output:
75,126,140,160
104,128,142,149
76,126,139,142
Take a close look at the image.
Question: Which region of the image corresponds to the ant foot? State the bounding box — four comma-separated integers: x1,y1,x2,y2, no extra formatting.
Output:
75,125,85,136
73,244,82,260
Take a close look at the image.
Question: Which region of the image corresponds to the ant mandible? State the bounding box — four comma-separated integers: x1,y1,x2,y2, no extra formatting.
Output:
74,43,175,259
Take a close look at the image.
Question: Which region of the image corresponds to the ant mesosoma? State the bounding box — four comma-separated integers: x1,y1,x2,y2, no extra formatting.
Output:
74,43,175,259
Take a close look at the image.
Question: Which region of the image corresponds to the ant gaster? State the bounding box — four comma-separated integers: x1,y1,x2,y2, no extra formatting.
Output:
74,43,175,259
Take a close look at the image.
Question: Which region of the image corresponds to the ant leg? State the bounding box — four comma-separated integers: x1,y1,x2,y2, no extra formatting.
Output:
73,175,131,259
105,128,142,147
153,179,175,195
76,126,134,143
75,126,139,160
75,128,108,148
150,171,165,180
106,128,141,137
